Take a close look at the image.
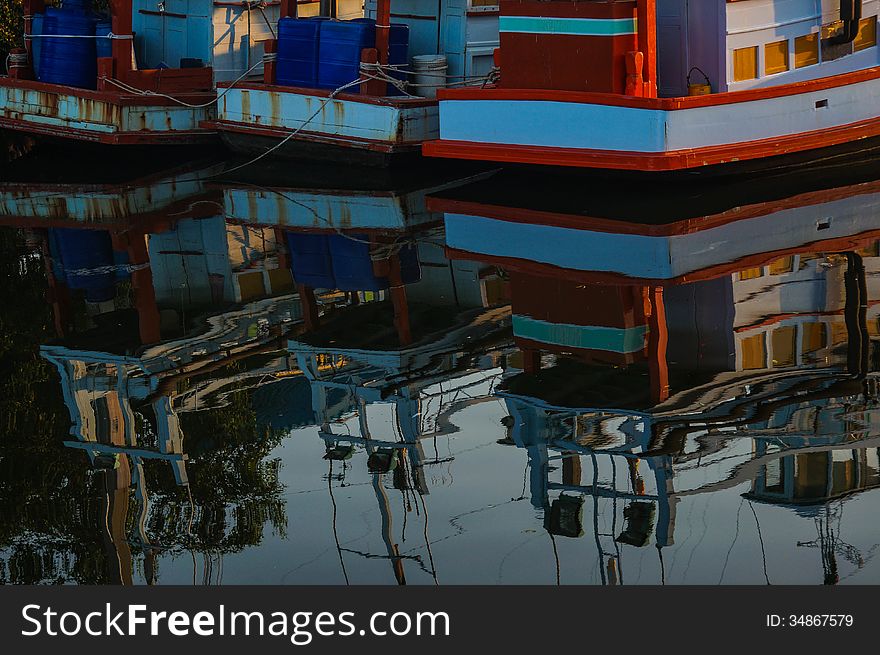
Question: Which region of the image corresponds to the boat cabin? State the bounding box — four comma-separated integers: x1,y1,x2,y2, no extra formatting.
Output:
660,0,879,96
424,0,880,173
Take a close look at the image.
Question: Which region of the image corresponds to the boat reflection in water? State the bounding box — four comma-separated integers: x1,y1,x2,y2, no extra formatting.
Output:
2,159,880,584
431,164,880,585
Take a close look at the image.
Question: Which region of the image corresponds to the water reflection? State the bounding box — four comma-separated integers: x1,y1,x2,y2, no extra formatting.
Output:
1,156,880,584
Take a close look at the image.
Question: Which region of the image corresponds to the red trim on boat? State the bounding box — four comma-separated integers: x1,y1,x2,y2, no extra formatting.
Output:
423,115,880,170
427,177,880,236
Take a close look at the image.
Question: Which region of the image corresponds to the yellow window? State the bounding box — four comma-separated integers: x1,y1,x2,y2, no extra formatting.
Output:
801,322,826,354
830,321,848,345
741,333,767,370
795,33,819,68
733,46,759,81
772,326,797,368
769,256,794,275
855,17,877,51
765,40,790,75
739,266,763,281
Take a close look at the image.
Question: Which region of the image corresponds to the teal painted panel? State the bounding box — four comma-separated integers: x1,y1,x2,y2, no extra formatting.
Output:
513,315,648,353
499,16,637,36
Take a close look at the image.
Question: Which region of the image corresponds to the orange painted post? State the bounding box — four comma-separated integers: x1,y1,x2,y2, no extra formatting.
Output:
625,51,645,97
636,0,658,98
646,286,669,405
110,0,133,78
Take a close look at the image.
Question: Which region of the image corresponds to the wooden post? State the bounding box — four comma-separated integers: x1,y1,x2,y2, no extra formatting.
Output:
110,0,133,79
23,0,45,59
522,348,542,374
263,39,278,84
298,284,320,331
374,0,391,96
387,254,412,347
116,231,161,346
360,47,385,96
280,0,297,18
636,0,658,98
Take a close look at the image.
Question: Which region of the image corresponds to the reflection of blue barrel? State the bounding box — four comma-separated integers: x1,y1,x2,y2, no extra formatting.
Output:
286,232,336,289
49,228,116,302
38,8,98,89
329,234,420,292
95,19,112,59
63,0,94,12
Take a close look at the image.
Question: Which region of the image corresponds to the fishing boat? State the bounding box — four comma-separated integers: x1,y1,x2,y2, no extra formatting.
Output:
204,0,500,165
423,0,880,174
0,0,279,145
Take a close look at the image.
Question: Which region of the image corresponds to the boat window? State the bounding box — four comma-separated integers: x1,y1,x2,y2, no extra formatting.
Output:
771,326,796,368
801,322,826,354
794,33,820,68
768,256,794,275
765,39,790,75
740,333,767,370
738,266,763,280
469,0,499,9
733,46,759,81
854,16,878,51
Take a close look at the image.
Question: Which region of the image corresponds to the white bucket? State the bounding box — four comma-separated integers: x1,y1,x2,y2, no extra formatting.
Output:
412,54,448,99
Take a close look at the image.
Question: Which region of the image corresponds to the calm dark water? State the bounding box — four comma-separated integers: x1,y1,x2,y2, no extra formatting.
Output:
1,150,880,585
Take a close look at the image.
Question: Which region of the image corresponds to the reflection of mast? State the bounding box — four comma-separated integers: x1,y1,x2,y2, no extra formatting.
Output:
844,252,870,379
797,504,865,585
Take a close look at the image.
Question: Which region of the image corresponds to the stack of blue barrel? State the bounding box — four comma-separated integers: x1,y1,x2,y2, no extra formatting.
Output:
276,18,409,94
35,0,113,90
285,232,420,292
48,228,120,304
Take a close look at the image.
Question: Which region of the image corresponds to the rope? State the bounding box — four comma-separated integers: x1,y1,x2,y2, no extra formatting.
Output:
215,75,372,176
99,56,266,108
25,33,134,40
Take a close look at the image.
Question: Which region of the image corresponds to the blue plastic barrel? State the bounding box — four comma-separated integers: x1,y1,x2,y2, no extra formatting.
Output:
95,19,112,59
387,23,409,96
31,14,44,79
63,0,93,12
276,17,323,88
328,234,380,291
317,19,375,90
49,228,116,303
286,232,336,289
38,8,98,89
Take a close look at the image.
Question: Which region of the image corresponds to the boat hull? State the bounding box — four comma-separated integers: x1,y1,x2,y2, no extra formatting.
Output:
207,83,439,166
0,78,216,145
424,67,880,175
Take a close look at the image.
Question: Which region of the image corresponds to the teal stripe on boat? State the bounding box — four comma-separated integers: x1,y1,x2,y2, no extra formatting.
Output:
513,315,648,353
499,16,638,37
